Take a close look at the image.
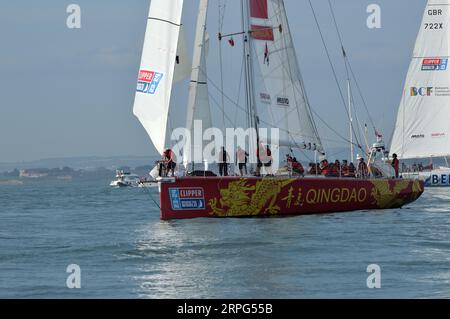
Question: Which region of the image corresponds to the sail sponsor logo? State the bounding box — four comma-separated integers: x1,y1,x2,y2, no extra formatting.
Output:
136,69,164,95
169,187,205,210
431,132,445,138
411,134,425,139
410,87,433,96
421,58,448,71
276,97,290,107
260,93,271,104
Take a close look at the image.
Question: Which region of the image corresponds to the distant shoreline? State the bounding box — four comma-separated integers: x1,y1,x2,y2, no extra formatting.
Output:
0,155,159,175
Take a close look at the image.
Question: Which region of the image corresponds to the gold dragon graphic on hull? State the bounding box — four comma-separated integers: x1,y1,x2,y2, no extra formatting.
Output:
209,178,294,217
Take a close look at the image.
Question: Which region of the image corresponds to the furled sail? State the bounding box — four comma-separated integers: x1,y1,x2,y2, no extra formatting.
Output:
247,0,324,154
391,0,450,159
184,0,213,165
133,0,184,155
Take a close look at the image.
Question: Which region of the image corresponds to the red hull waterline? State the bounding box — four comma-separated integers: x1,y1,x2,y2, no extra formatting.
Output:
159,177,424,220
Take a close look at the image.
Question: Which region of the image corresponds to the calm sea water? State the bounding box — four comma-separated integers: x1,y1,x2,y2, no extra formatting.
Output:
0,177,449,299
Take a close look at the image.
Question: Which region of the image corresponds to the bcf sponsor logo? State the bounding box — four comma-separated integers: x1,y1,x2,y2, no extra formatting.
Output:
410,87,433,97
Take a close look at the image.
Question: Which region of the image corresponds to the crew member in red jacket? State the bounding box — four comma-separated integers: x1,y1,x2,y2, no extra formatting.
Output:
392,153,400,178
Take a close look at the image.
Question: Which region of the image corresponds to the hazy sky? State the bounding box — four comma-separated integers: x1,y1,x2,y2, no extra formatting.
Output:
0,0,426,162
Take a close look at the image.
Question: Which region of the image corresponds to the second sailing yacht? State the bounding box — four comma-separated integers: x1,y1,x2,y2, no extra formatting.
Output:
391,0,450,187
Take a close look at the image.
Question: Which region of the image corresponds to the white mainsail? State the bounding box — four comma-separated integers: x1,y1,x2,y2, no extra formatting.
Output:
391,0,450,159
247,0,324,155
184,0,213,165
133,0,184,155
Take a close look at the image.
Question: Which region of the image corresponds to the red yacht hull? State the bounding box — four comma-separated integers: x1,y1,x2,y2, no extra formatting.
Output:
159,177,424,220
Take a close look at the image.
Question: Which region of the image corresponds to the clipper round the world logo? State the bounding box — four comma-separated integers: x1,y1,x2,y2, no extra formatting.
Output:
136,70,164,95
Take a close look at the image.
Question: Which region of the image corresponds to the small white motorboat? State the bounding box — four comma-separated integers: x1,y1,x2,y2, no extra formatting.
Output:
110,170,140,188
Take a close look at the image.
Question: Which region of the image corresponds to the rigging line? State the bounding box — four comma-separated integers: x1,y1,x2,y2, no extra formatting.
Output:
208,89,242,128
279,0,322,145
310,107,361,149
290,139,314,162
352,101,366,152
287,66,360,148
210,83,315,163
205,62,350,145
327,0,365,147
279,0,309,150
219,0,228,31
327,0,376,132
347,62,377,131
307,0,362,150
249,37,324,146
348,79,372,150
140,185,161,209
206,70,355,146
327,0,356,153
327,148,349,160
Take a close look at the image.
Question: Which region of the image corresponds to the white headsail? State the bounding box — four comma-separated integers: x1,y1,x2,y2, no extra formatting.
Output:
133,0,184,155
247,0,324,155
391,0,450,159
173,26,192,83
184,0,213,165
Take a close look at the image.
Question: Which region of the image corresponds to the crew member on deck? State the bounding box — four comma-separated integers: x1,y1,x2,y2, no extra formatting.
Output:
308,162,321,175
236,146,248,176
287,155,304,176
357,155,368,179
333,160,341,177
320,159,329,176
219,147,230,177
391,153,400,178
256,144,273,176
163,148,177,177
341,160,350,177
348,162,356,178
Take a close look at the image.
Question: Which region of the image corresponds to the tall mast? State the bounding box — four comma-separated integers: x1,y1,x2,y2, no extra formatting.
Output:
348,79,354,162
240,0,251,132
241,0,259,139
218,1,226,131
